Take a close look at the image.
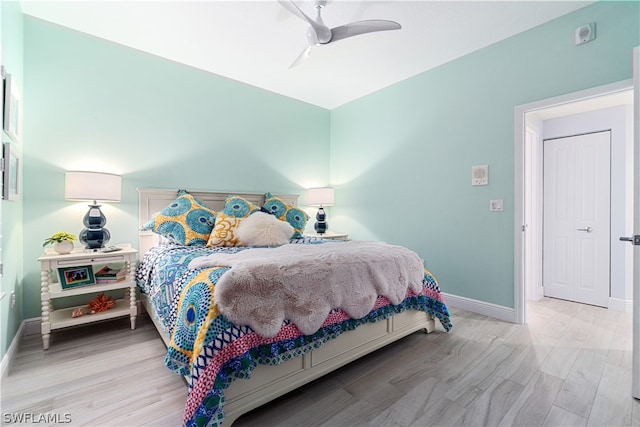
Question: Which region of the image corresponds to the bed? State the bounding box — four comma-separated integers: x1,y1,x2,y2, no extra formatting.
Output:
136,188,452,427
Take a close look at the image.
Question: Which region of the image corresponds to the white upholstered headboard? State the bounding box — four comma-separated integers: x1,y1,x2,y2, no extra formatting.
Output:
138,188,300,255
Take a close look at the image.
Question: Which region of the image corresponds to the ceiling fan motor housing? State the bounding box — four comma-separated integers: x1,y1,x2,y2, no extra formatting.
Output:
310,1,332,43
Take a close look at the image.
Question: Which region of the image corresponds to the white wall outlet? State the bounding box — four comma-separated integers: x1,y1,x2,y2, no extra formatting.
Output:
490,200,504,212
10,291,16,309
472,165,489,186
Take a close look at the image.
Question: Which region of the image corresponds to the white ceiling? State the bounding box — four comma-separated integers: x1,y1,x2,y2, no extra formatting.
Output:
21,0,595,110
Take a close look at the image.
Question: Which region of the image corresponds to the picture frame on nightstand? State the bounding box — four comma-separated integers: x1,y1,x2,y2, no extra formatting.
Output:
58,265,95,290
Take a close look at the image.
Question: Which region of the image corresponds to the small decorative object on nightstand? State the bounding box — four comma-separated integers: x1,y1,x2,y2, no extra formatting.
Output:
308,187,335,235
307,231,349,241
42,231,77,255
38,244,138,350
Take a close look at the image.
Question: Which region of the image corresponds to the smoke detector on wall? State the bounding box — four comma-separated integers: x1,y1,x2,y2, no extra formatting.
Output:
575,22,596,45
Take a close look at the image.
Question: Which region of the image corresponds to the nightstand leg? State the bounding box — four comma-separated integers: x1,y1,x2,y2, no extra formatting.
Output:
127,283,137,330
42,334,50,350
41,269,52,350
41,301,53,350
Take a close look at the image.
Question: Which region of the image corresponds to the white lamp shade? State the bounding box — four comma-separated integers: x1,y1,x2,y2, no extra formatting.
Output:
308,187,335,207
65,171,122,202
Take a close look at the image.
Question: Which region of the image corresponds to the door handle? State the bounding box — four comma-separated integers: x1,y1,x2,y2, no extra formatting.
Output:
620,235,640,245
576,227,592,232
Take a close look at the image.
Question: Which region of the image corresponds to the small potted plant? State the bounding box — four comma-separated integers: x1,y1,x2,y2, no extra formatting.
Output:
43,232,77,255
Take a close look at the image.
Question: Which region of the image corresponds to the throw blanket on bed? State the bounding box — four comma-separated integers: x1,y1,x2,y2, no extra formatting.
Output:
188,240,425,337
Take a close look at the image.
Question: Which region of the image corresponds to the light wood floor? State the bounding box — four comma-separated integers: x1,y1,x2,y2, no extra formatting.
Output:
1,297,637,426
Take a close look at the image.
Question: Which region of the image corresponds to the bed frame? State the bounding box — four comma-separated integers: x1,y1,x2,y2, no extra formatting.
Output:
138,188,436,426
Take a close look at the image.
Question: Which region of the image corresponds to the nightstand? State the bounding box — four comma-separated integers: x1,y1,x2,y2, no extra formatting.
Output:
38,245,138,350
306,231,349,241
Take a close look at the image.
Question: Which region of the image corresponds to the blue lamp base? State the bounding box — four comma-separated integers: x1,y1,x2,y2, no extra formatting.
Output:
79,228,111,249
314,207,328,235
79,203,111,249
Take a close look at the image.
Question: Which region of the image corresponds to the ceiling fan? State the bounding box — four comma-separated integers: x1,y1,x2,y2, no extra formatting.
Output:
278,0,402,67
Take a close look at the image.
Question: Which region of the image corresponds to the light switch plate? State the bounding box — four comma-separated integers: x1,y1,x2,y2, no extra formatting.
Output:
472,165,489,186
490,200,503,212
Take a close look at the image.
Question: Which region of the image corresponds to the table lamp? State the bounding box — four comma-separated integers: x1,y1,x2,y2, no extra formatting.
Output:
308,187,334,235
65,171,122,249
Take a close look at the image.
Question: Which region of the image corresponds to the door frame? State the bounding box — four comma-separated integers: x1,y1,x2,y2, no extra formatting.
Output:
631,45,639,399
514,79,633,324
524,118,544,302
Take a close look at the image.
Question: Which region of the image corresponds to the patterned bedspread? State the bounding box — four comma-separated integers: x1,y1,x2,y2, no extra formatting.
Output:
136,238,452,427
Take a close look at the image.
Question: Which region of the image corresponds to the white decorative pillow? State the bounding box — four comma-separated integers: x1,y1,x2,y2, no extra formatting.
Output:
206,212,244,247
236,212,294,247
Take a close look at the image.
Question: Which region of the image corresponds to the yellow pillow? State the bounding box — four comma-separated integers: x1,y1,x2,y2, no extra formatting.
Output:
206,212,244,247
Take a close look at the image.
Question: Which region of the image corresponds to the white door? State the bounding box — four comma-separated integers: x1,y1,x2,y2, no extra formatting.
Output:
543,131,611,307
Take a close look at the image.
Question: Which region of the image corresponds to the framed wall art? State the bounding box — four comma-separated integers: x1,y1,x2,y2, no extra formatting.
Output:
0,63,3,136
3,72,22,143
3,141,20,201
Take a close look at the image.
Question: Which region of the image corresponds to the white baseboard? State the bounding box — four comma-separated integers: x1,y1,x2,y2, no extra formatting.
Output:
1,318,41,381
442,293,516,323
1,321,25,381
609,297,633,313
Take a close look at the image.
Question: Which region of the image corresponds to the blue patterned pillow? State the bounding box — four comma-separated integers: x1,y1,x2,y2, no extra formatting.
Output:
140,193,216,246
263,192,309,238
222,195,260,218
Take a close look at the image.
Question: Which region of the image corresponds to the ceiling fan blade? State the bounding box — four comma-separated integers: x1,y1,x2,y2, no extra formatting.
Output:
277,0,308,22
289,45,314,69
330,20,402,43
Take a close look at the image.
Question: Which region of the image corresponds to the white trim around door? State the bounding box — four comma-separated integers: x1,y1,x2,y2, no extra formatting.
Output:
514,79,633,325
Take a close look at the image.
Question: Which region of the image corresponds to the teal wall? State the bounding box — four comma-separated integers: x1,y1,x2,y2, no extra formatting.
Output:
0,1,24,361
329,1,640,307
